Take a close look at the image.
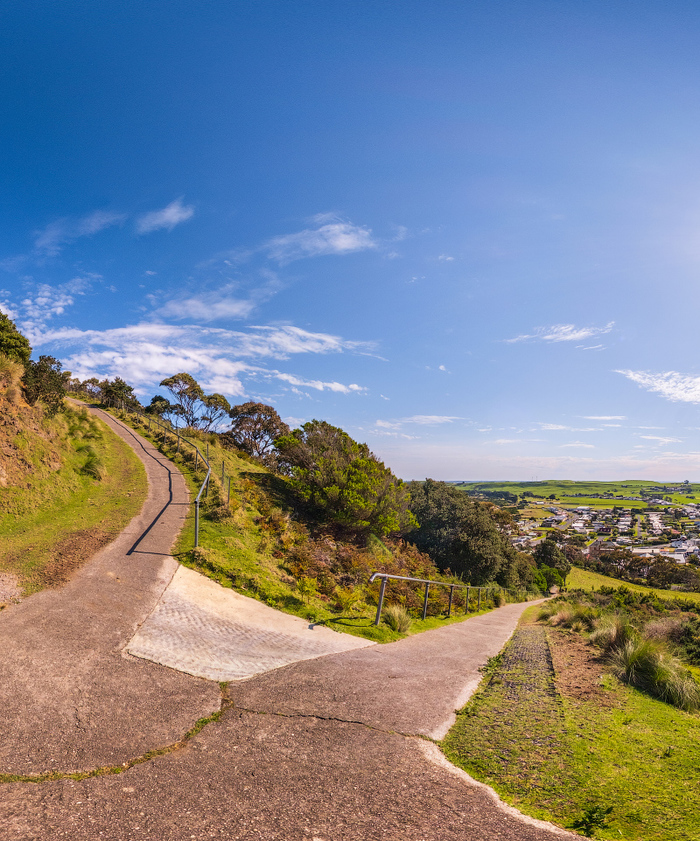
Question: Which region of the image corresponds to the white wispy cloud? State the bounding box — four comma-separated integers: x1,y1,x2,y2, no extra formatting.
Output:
136,197,195,234
34,210,126,256
505,321,615,344
27,321,368,401
616,369,700,403
582,415,626,420
264,215,377,263
403,415,460,425
272,373,365,394
159,292,257,321
639,435,682,446
559,441,596,449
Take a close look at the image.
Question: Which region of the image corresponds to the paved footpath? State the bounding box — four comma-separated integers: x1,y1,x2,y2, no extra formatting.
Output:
0,411,580,840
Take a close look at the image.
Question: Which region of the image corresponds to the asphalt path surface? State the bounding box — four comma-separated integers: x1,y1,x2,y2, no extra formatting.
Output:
0,411,579,840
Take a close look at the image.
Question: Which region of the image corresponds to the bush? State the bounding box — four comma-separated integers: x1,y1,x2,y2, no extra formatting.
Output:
384,603,412,633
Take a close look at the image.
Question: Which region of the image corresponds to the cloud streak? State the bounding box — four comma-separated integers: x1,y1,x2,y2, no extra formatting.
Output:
34,210,126,256
616,369,700,403
264,215,377,263
136,198,195,234
506,321,614,344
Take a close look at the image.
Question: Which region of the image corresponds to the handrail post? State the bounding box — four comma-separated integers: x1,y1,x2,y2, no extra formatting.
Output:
448,585,454,618
422,582,430,620
466,585,471,613
195,500,200,547
478,588,482,611
227,476,231,506
374,576,388,626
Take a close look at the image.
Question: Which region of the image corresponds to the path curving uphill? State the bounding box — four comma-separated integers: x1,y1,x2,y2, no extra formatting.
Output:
0,409,580,840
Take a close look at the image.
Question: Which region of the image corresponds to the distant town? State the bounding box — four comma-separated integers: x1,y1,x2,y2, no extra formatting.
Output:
456,481,700,566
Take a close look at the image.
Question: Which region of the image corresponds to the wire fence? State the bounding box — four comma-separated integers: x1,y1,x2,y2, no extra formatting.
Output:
369,571,535,625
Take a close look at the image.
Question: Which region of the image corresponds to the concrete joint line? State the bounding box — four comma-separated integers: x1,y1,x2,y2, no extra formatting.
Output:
0,691,233,786
230,703,438,742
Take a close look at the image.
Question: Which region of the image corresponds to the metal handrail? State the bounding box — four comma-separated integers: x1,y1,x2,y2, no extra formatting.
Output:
369,571,501,626
117,403,211,548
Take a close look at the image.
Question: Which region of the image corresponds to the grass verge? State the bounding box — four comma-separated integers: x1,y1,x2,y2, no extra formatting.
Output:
0,406,147,593
441,607,700,840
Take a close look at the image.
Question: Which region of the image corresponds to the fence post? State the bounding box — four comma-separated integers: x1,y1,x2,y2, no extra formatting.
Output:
195,450,198,470
221,461,225,483
422,582,430,621
478,588,482,611
195,500,200,547
465,585,471,613
447,585,454,618
227,476,231,506
374,576,388,626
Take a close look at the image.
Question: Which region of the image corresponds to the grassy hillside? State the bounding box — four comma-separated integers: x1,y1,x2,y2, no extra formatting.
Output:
568,566,700,606
0,359,147,596
112,409,531,642
456,479,700,505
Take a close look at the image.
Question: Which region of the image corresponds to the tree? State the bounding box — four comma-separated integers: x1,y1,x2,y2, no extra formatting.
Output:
102,377,140,410
200,393,231,432
145,394,173,418
160,373,204,427
158,373,229,430
532,537,571,577
406,479,525,586
0,311,31,365
275,420,415,537
22,355,68,416
226,402,290,467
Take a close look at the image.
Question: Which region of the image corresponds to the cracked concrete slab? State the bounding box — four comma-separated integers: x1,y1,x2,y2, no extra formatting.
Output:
126,565,375,681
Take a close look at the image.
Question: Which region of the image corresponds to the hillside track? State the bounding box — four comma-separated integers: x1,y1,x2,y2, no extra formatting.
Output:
0,409,579,840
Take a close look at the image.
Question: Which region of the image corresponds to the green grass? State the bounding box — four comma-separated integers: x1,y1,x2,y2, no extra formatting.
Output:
0,407,147,591
558,496,648,510
442,611,700,840
457,479,700,498
568,566,700,606
113,409,527,644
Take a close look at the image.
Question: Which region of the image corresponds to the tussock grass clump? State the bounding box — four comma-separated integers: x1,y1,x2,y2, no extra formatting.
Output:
544,601,599,631
76,444,106,480
589,614,637,653
384,603,412,633
608,637,700,712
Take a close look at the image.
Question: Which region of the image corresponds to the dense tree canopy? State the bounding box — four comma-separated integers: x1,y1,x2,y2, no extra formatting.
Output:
22,355,68,416
405,479,537,586
0,311,31,365
275,420,415,537
532,537,571,577
226,402,290,467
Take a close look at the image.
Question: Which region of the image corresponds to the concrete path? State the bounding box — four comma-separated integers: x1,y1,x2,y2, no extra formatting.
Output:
0,410,579,840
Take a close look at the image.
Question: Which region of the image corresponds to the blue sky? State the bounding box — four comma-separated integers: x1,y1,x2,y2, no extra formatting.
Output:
3,0,700,481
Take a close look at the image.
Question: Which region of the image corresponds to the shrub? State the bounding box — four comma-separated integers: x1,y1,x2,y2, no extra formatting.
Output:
384,603,412,633
333,585,364,613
